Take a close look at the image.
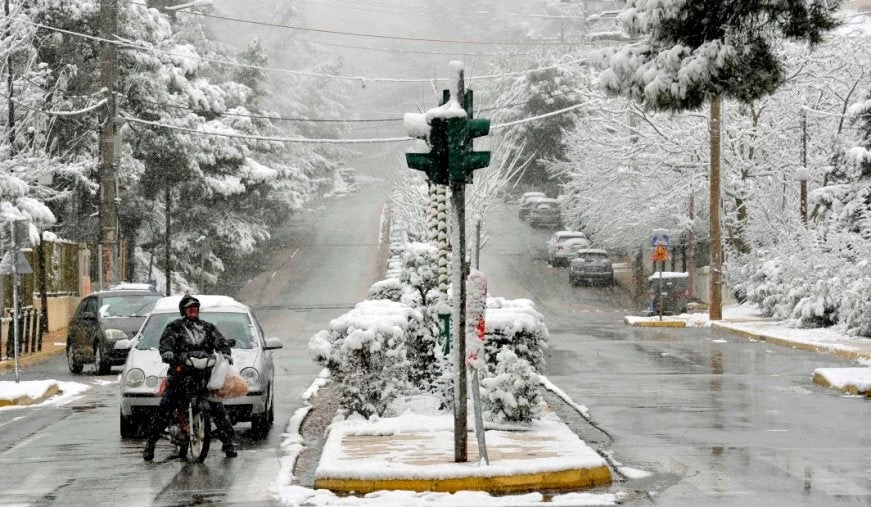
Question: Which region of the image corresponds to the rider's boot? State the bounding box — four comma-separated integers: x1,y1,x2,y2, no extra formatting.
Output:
222,442,237,458
143,439,156,461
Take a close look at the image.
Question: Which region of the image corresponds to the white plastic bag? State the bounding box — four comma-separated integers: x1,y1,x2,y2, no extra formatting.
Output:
207,352,231,390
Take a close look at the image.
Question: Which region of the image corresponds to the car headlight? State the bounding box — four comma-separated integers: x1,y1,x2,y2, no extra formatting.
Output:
104,329,129,341
239,367,260,387
124,368,145,388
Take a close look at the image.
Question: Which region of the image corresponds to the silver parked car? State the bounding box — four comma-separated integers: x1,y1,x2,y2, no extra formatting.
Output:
117,295,283,439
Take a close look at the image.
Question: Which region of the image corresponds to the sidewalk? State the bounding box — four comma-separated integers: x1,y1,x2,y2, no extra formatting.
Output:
0,327,67,373
312,406,612,495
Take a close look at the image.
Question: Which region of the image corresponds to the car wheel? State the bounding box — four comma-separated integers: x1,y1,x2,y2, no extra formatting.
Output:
67,344,83,374
251,388,274,439
95,343,111,375
120,410,141,439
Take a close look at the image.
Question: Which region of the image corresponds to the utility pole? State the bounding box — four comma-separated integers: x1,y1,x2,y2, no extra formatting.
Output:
99,0,119,288
800,109,808,224
709,96,722,320
5,0,14,150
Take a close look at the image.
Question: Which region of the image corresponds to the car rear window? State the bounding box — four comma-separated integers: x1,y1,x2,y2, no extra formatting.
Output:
136,312,255,350
578,253,609,262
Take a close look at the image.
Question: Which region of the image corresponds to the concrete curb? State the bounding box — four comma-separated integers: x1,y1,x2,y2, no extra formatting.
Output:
315,465,612,494
624,317,686,328
812,372,871,397
0,382,60,407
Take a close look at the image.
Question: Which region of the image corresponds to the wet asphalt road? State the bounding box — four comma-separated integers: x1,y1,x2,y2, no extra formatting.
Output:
0,179,388,506
1,177,870,506
483,204,871,506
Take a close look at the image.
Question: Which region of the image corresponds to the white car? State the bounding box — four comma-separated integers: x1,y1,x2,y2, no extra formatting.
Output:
546,231,591,266
117,295,283,439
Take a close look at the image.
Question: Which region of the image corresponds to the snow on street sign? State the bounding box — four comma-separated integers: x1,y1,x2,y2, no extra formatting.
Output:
0,251,32,275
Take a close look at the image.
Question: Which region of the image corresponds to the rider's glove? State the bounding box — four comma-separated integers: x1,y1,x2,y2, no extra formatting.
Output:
222,353,233,365
161,351,175,363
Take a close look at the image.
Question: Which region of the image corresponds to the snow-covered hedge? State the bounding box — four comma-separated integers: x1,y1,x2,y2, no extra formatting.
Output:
308,300,424,418
729,228,871,336
367,279,402,302
484,297,549,373
480,347,541,424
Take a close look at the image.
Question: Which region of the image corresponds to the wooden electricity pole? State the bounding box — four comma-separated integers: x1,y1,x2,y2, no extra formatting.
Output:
99,0,119,288
709,96,722,320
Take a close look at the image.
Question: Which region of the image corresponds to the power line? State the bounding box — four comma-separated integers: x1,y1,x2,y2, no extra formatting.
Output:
118,99,591,144
6,16,590,84
122,0,585,46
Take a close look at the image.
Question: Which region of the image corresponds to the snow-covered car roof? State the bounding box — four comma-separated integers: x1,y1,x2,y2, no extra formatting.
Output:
95,282,158,294
648,271,688,281
552,231,587,240
151,295,249,314
533,198,559,206
561,237,592,245
576,248,609,255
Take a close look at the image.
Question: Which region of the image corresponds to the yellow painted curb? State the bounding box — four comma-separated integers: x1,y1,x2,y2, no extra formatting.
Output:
812,372,871,397
711,323,871,363
0,383,60,407
630,320,686,328
315,465,612,494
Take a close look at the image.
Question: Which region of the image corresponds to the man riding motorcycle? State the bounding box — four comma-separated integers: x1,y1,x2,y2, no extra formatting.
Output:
143,295,237,461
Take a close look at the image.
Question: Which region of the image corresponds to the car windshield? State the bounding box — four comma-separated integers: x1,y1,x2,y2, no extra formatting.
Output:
99,295,160,318
578,253,609,262
135,312,256,350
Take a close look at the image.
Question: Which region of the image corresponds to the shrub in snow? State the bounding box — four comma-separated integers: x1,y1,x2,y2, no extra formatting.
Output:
398,242,442,390
479,347,541,424
729,227,871,335
307,300,424,418
484,299,549,373
368,278,402,302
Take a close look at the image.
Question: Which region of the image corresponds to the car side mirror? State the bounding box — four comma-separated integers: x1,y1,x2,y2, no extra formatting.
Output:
264,337,283,350
228,339,237,348
82,312,98,321
114,339,132,350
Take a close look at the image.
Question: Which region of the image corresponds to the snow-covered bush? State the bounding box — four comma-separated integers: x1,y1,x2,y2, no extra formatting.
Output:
368,279,402,302
308,300,423,418
398,242,442,390
479,347,541,424
484,298,549,373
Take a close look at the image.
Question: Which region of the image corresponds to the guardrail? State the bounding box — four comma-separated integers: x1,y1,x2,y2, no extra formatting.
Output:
1,306,43,359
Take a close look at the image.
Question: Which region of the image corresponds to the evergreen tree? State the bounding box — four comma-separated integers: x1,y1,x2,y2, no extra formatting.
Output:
601,0,841,110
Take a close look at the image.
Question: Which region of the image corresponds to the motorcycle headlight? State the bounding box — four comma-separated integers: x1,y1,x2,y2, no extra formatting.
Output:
104,329,129,341
239,367,260,387
124,368,145,388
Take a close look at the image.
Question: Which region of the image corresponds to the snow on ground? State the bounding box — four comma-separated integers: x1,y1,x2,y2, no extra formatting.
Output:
269,375,621,506
0,380,90,408
813,367,871,393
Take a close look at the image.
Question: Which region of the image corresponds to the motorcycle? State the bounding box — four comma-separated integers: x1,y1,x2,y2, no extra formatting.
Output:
162,351,216,463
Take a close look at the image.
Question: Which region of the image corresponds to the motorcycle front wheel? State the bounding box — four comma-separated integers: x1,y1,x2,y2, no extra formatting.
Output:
187,403,211,462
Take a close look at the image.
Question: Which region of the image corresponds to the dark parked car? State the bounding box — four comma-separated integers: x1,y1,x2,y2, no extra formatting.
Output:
569,249,614,286
66,283,161,374
518,192,546,220
528,198,562,228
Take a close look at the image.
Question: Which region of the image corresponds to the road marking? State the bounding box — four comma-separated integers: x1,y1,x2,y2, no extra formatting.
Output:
0,415,26,429
291,248,299,258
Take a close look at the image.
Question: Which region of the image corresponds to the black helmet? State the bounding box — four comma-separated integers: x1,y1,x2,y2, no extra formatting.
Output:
179,295,201,316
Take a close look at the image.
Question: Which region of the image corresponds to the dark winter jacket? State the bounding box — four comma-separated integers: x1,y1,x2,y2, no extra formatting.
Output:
158,317,231,372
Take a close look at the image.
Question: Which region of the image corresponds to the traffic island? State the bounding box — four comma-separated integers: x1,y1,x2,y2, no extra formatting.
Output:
624,316,687,328
313,407,612,495
812,368,871,397
0,379,60,407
